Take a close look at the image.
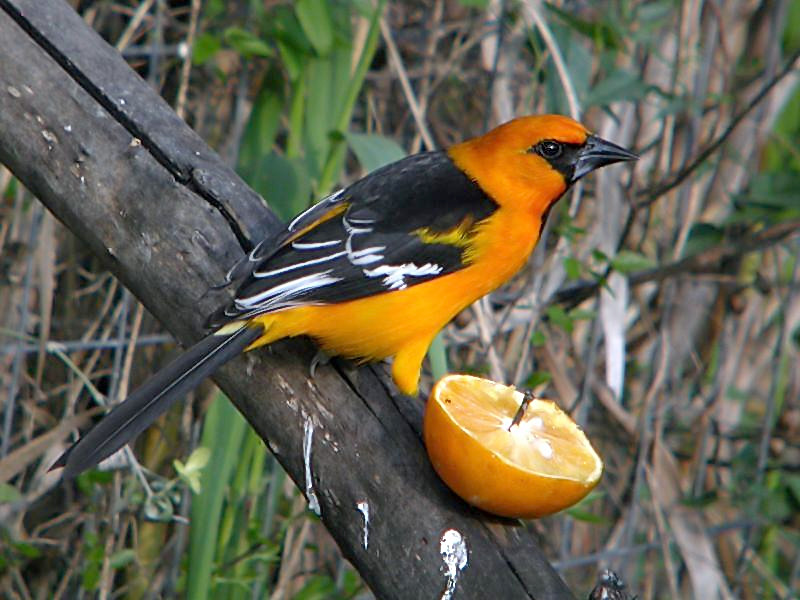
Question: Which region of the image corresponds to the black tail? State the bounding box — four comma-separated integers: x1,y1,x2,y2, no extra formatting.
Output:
51,324,264,479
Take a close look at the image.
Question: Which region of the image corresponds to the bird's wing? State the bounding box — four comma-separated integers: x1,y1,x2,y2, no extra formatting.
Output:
208,151,498,326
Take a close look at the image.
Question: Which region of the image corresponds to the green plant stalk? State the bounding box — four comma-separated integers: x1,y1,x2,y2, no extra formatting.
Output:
428,333,448,383
213,429,258,600
231,431,269,599
218,429,280,599
286,73,307,160
230,430,268,600
250,462,287,599
761,470,781,600
248,428,267,495
773,342,789,420
187,394,248,600
316,0,385,196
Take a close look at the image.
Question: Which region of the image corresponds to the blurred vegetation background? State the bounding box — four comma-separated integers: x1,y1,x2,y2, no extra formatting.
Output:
1,0,799,598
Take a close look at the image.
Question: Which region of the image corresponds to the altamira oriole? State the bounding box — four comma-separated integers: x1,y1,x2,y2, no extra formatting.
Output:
52,114,637,478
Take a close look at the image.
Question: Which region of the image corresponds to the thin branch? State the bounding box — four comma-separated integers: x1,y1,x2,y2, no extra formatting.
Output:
554,219,800,307
380,17,437,150
637,48,800,207
520,0,581,119
174,0,201,120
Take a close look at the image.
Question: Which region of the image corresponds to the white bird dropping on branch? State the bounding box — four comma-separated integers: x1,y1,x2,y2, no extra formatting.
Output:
303,417,320,516
439,529,468,600
356,500,370,549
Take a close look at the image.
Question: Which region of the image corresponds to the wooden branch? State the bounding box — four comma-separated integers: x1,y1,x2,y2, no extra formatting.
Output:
0,1,574,598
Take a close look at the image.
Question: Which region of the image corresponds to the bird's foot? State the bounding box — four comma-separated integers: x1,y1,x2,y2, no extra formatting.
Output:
310,350,332,378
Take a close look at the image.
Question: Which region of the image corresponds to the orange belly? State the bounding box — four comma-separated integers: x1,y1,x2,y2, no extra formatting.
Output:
249,265,482,359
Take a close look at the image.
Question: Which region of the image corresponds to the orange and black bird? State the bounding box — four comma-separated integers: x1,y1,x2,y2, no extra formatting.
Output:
52,115,637,478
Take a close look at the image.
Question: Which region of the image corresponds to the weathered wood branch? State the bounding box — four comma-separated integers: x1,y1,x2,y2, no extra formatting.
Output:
0,1,574,597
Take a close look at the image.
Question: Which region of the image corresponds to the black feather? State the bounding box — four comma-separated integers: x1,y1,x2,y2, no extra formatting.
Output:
52,325,263,479
206,151,499,328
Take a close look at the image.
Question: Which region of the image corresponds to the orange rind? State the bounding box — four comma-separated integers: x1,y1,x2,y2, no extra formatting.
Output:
424,374,602,518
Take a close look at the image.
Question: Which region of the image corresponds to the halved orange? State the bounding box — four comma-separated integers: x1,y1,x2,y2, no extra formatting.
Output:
424,374,602,518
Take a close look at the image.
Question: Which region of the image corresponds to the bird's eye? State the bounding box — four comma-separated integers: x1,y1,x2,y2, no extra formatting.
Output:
536,140,563,159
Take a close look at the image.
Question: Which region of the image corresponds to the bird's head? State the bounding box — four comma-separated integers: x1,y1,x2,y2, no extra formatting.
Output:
448,114,638,212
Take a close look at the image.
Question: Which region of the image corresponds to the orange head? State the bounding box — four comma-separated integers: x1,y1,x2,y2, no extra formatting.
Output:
448,114,637,216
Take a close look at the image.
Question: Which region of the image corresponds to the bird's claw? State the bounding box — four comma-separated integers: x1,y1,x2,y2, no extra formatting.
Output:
310,350,331,378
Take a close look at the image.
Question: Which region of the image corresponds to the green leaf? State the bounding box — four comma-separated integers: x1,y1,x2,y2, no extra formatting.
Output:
764,81,800,171
76,469,113,494
530,330,547,347
238,68,284,180
742,172,800,208
526,371,552,388
109,549,137,570
224,27,273,58
683,222,724,256
565,30,593,103
82,562,101,591
277,39,303,81
340,568,363,595
174,446,211,494
188,395,248,600
272,5,314,59
347,133,407,172
760,479,793,522
786,475,800,504
204,0,225,20
81,533,103,591
295,0,334,56
185,446,211,472
545,3,623,49
11,540,41,559
271,4,314,80
565,491,608,522
555,221,585,240
248,152,312,221
563,256,582,280
679,490,719,508
730,172,800,226
193,32,221,65
635,2,674,29
316,0,384,195
294,574,337,600
546,305,574,333
0,482,22,503
304,57,339,176
352,0,377,17
585,68,649,106
592,248,609,263
458,0,489,8
610,250,656,274
566,507,609,523
570,308,596,321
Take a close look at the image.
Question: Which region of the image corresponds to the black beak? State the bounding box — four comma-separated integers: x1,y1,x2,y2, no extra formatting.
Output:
571,134,638,183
